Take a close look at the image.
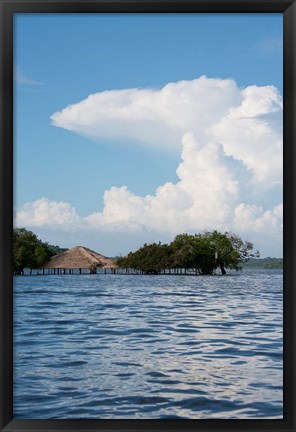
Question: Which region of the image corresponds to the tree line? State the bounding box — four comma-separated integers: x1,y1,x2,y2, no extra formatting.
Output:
13,228,67,275
13,227,259,276
243,257,283,269
116,231,259,275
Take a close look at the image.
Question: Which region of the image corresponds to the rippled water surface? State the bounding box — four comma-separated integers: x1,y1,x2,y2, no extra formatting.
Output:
13,269,283,419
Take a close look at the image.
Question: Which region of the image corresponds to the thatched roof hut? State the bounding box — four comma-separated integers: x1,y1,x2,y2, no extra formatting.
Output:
42,246,117,274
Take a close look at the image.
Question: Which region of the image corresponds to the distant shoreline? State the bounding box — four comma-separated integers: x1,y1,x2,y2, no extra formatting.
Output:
243,257,283,269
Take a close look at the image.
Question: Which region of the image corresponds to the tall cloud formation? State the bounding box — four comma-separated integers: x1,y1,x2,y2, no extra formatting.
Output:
51,76,242,151
17,76,283,257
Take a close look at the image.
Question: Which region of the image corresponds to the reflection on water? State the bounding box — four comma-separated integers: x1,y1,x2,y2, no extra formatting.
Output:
13,269,283,419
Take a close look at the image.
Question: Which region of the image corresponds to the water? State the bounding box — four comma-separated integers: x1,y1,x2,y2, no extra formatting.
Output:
13,269,283,419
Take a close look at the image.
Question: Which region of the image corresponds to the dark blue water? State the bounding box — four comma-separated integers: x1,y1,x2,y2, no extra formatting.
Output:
13,269,283,419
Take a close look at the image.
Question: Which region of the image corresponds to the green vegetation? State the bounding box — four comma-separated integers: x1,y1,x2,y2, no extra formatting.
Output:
13,228,67,275
116,230,259,275
243,257,283,269
13,228,266,276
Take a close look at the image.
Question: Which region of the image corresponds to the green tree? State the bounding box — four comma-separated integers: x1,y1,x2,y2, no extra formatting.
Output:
170,233,194,271
47,244,68,256
13,228,56,275
199,230,259,274
116,230,259,276
170,233,216,274
191,235,216,275
116,242,172,274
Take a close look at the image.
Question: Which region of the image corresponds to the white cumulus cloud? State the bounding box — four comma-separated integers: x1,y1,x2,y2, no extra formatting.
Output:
211,85,282,184
16,198,81,230
17,76,283,257
50,76,241,151
92,133,242,234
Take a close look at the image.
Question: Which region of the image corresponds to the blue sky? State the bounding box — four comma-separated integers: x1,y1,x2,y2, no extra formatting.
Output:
14,13,283,257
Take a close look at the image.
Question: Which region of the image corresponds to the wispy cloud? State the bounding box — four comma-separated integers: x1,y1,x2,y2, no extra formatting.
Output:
254,35,282,58
14,65,44,86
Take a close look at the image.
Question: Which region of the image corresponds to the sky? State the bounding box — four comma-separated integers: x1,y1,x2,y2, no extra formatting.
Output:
14,13,283,258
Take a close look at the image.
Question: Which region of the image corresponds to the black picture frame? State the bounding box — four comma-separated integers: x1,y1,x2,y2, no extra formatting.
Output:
1,0,295,431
